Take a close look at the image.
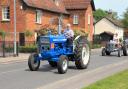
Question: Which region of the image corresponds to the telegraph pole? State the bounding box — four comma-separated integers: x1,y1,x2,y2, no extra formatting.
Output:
58,14,62,35
13,0,17,56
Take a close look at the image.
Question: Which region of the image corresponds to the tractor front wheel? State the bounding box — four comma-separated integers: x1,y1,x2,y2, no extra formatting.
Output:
28,53,40,71
57,55,68,74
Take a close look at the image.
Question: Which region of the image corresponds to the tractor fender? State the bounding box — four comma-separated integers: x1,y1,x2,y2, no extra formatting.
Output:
73,35,88,52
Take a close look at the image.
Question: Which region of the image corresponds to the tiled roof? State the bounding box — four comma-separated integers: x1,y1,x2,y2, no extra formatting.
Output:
95,17,124,28
23,0,68,14
105,17,124,28
62,0,93,10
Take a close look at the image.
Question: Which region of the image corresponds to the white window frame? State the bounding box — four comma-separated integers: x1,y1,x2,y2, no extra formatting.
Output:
73,15,79,25
2,6,10,21
35,10,42,24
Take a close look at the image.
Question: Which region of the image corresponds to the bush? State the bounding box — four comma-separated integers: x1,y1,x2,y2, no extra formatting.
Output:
0,30,6,39
74,29,88,37
19,45,37,53
37,24,58,35
91,44,101,49
24,30,33,37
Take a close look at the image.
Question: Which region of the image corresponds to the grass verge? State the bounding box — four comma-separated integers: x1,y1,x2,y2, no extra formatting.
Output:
83,70,128,89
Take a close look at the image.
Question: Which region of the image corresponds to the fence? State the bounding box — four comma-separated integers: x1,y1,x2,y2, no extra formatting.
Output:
0,41,19,57
0,41,36,57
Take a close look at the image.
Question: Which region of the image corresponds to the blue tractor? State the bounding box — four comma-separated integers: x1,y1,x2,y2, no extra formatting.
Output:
28,33,90,74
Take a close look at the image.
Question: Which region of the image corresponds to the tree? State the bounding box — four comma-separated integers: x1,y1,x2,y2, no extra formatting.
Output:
122,8,128,28
107,11,119,20
93,9,119,22
93,9,108,22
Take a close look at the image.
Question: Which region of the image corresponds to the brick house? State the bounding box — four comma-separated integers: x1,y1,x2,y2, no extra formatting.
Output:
0,0,95,44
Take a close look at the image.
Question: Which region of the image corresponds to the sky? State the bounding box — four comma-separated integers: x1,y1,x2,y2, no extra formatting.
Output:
94,0,128,18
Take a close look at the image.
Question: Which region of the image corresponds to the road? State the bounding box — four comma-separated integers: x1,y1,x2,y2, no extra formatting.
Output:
0,50,128,89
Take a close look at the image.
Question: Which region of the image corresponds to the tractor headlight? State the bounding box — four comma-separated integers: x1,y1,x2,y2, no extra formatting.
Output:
51,43,55,49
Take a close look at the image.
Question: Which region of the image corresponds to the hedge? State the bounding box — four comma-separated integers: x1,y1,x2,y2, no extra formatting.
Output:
19,45,37,53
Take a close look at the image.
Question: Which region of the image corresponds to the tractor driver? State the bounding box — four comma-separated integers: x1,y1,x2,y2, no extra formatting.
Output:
113,33,119,44
63,24,74,45
112,33,121,47
113,33,119,42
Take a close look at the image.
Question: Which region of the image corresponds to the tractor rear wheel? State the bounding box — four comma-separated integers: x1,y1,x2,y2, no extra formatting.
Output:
48,61,57,67
74,37,90,69
57,55,68,74
28,53,40,71
122,46,128,56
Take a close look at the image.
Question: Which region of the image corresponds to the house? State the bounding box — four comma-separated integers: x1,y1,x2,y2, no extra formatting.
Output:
0,0,95,45
63,0,95,41
94,17,124,43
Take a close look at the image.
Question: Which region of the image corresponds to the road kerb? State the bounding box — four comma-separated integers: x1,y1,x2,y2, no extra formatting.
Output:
0,59,27,64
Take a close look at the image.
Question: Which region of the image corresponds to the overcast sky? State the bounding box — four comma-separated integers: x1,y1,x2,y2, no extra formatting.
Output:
94,0,128,17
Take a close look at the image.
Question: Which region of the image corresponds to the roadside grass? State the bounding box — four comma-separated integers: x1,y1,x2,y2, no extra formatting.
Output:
83,70,128,89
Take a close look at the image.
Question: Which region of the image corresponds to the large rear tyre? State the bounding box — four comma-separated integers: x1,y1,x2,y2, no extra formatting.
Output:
28,53,40,71
122,46,128,56
48,61,57,67
74,37,90,69
57,55,68,74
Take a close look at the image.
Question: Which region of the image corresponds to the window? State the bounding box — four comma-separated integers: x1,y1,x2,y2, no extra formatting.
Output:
2,7,10,21
53,0,59,6
88,14,91,25
35,10,42,24
73,15,79,25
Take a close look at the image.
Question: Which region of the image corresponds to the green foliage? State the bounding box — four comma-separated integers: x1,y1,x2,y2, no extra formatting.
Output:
94,9,119,22
91,44,101,49
74,29,88,37
0,30,6,41
37,24,58,35
83,70,128,89
5,47,14,52
93,9,108,22
19,45,37,53
24,30,33,37
122,8,128,28
0,30,6,37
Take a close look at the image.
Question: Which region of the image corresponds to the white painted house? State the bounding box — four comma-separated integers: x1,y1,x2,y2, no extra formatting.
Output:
94,17,124,40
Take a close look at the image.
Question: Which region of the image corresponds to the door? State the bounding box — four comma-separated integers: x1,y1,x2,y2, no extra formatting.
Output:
19,33,25,46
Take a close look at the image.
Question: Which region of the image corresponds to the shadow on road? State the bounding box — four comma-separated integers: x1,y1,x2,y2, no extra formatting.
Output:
25,64,78,74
